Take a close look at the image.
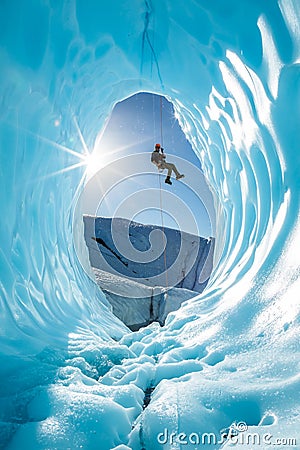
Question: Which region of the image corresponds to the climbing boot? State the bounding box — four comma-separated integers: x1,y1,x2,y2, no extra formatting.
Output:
165,176,172,185
176,174,185,180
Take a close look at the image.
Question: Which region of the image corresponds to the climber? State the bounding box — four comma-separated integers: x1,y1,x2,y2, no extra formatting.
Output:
151,143,184,185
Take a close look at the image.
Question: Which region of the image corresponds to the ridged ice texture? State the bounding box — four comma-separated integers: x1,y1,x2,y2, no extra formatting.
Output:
0,1,300,449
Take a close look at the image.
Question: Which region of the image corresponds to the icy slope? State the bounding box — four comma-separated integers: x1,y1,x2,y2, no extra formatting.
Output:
1,0,300,449
84,215,214,292
93,267,195,330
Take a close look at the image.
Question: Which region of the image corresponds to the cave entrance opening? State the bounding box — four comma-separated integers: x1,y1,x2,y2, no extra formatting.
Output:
80,92,216,331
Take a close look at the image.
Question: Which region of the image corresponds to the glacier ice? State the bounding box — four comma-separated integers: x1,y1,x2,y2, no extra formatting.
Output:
0,0,300,449
83,216,214,292
84,216,213,330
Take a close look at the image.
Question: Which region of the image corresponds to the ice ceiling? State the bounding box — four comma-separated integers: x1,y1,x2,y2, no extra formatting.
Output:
0,0,300,448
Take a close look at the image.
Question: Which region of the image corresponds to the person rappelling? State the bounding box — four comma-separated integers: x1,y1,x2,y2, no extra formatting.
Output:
151,143,184,185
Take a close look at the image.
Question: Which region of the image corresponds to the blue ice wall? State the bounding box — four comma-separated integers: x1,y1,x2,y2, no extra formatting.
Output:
0,0,300,448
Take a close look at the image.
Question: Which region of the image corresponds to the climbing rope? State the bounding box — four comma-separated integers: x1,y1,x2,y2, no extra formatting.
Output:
160,96,164,149
158,96,169,295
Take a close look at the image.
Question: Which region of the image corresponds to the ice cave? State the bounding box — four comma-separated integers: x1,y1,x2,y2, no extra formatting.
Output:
0,1,300,449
